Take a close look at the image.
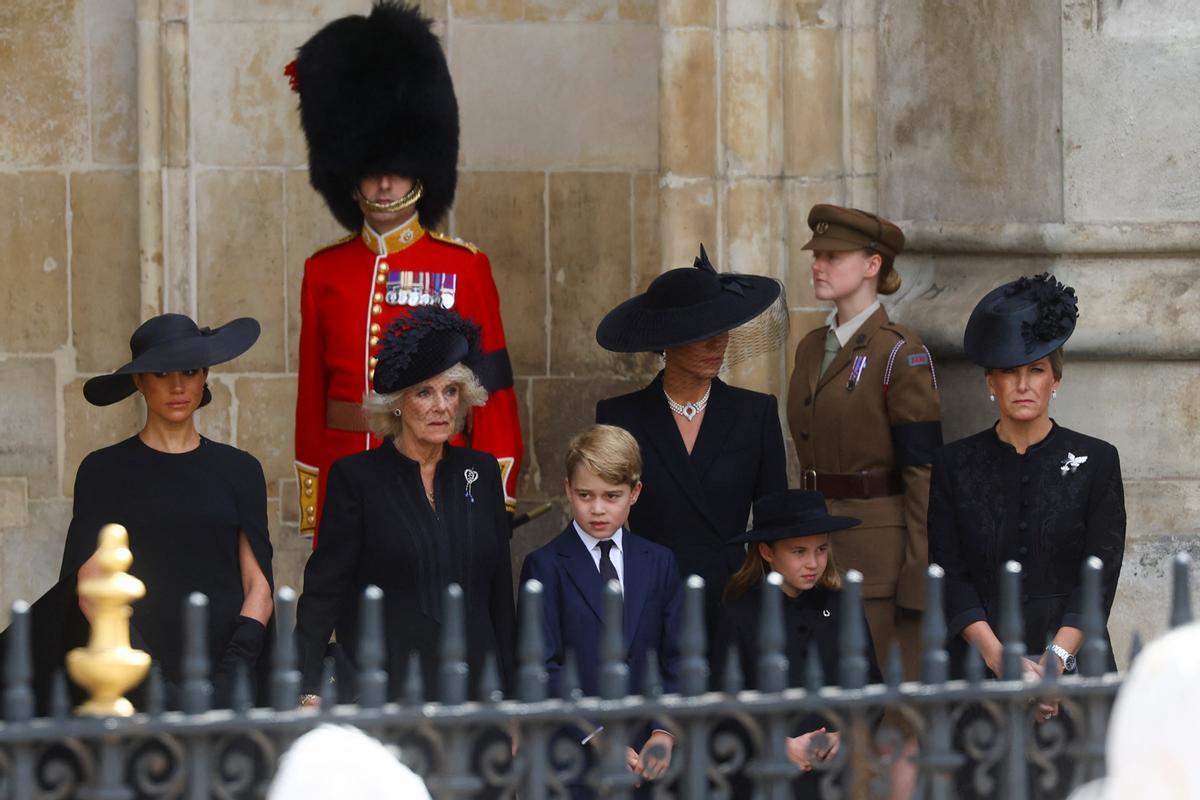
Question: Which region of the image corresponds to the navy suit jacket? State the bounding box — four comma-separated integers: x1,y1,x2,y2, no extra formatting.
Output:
519,524,683,698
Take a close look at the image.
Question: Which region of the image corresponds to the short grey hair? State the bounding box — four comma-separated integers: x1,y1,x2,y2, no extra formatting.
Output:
361,362,488,439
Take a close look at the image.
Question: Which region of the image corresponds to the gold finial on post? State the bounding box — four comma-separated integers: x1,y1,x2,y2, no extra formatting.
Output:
67,523,152,717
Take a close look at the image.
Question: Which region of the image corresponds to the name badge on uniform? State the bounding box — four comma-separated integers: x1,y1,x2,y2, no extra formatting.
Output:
847,354,868,391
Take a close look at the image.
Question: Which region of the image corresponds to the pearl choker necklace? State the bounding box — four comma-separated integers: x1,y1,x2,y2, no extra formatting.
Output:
664,384,711,421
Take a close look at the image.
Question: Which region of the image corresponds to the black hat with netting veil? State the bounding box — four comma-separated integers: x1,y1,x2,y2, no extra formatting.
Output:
373,306,482,395
595,244,784,354
83,314,260,407
290,1,459,230
963,273,1079,369
731,489,861,544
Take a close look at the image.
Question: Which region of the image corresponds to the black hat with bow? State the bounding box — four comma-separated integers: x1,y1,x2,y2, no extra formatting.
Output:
731,490,861,544
83,314,260,407
288,1,459,231
595,245,782,353
963,273,1079,369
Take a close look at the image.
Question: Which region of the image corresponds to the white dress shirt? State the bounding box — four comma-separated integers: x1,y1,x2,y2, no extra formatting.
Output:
825,299,881,347
572,521,625,592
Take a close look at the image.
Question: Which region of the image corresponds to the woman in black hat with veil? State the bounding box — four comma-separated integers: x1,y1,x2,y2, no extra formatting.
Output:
595,246,788,651
929,274,1125,797
54,314,273,708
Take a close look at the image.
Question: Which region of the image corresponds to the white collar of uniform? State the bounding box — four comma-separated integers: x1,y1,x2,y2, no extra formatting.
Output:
572,520,624,554
825,300,881,348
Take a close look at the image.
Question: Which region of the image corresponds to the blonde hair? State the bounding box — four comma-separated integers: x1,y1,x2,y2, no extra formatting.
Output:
564,424,642,487
865,248,901,295
361,362,487,438
984,347,1065,380
723,538,842,601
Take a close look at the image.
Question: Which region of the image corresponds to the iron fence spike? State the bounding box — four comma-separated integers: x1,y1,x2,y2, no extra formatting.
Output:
1079,556,1108,677
839,570,869,689
144,663,165,716
319,655,338,709
1170,552,1193,628
50,669,71,720
480,651,503,703
518,579,548,703
999,561,1025,681
232,660,254,713
182,592,211,715
358,585,387,709
641,649,663,699
922,564,949,684
3,600,32,722
680,574,708,696
886,641,904,689
757,572,788,694
439,583,468,705
270,587,300,711
964,641,985,683
561,649,583,702
805,639,824,694
599,579,628,700
403,650,425,705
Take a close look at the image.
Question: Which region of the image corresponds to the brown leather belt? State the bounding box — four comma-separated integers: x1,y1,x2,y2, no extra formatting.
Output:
326,399,368,433
801,468,902,500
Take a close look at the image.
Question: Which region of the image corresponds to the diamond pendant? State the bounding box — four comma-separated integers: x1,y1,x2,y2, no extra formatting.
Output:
681,402,699,421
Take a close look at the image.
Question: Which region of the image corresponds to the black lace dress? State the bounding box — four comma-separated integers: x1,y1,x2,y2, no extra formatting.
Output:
929,422,1125,672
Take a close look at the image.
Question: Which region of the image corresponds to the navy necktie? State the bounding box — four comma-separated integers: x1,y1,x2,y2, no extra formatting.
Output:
598,540,620,592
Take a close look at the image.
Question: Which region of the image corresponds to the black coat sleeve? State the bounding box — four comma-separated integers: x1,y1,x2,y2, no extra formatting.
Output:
1061,445,1126,629
295,460,364,694
927,448,987,639
754,394,788,500
485,460,518,693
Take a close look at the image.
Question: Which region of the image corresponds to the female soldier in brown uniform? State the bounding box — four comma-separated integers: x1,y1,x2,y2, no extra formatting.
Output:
787,205,941,796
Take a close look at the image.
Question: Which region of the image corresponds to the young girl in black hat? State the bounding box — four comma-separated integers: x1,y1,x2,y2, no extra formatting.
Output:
55,314,273,709
714,489,882,798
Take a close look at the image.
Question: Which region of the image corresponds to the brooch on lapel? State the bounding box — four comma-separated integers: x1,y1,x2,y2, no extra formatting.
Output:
1060,453,1088,476
822,609,831,618
464,468,479,502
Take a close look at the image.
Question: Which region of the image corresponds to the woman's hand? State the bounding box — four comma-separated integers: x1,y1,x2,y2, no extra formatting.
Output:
299,694,321,708
786,727,835,772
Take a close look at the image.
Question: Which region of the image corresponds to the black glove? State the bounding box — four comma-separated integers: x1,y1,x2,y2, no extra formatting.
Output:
212,616,267,707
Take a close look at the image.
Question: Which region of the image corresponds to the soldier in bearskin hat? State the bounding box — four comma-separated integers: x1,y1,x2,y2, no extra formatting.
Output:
288,1,523,543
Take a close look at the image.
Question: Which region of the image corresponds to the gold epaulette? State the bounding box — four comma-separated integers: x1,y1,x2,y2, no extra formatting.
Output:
429,230,479,254
295,462,320,536
312,231,357,256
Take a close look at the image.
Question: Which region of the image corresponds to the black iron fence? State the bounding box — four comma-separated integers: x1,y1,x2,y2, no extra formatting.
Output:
0,553,1193,799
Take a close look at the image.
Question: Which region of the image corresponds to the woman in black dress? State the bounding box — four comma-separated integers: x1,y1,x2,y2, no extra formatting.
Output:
929,275,1125,793
295,306,516,704
60,314,274,708
713,490,881,798
594,245,788,645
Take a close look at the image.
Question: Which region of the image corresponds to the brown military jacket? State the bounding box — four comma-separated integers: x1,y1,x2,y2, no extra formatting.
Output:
787,306,942,609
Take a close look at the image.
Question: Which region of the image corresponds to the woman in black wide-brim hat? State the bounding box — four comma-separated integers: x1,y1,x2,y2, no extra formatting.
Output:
295,305,515,705
712,490,881,799
929,274,1125,798
595,245,788,654
29,314,275,710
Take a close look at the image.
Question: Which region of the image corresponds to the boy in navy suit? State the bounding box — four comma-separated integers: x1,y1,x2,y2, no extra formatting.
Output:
519,424,682,790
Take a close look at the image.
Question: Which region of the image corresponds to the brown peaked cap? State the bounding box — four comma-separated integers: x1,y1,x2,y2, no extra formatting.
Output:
801,204,905,257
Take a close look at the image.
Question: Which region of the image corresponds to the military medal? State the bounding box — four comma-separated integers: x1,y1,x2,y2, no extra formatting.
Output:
847,354,868,391
405,271,421,306
385,271,404,305
418,272,432,306
440,273,456,309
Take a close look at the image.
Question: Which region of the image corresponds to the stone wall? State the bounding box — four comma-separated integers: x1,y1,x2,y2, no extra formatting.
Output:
0,0,1195,666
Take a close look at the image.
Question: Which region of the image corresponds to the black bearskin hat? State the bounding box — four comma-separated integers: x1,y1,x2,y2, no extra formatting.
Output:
290,2,459,230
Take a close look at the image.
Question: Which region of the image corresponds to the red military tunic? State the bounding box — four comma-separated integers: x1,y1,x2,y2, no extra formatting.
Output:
294,214,523,542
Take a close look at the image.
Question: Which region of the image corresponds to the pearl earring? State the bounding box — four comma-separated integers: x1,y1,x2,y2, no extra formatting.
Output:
1051,390,1057,400
392,408,402,417
988,393,995,402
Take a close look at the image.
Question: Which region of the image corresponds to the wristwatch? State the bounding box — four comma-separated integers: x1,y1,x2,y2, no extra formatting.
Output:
1045,643,1076,673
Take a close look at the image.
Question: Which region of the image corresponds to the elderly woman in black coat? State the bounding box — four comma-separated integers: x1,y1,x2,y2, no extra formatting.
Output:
594,246,788,647
295,307,516,704
929,274,1126,795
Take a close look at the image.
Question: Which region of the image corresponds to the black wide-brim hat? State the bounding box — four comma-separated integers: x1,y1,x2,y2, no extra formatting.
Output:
83,314,260,407
963,273,1079,369
291,1,459,231
596,244,782,353
373,306,482,395
731,489,861,544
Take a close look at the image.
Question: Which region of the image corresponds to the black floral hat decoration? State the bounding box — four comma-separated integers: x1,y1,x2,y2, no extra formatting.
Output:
595,244,782,353
963,273,1079,369
373,306,482,395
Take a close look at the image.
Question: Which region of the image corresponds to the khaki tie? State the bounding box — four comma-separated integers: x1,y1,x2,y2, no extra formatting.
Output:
820,327,841,375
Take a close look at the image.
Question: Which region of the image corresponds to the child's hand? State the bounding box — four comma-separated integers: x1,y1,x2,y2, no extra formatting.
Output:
786,727,838,772
627,730,673,784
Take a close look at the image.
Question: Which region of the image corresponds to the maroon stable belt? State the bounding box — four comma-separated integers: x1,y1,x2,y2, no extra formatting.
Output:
326,399,368,432
801,468,902,500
